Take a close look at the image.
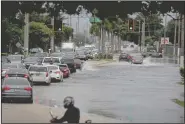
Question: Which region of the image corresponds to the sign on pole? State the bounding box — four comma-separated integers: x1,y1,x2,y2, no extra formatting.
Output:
161,37,169,44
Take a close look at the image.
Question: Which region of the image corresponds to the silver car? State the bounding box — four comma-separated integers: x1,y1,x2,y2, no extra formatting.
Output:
2,63,26,79
47,65,63,82
2,77,33,103
42,57,63,65
28,65,51,85
131,55,143,64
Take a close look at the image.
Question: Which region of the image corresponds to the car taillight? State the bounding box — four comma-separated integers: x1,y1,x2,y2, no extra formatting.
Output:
24,74,29,78
46,72,48,77
3,86,10,91
55,71,61,74
24,87,32,91
5,74,9,78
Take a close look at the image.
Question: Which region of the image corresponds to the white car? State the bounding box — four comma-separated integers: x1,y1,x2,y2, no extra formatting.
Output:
42,57,63,65
47,65,63,82
28,65,51,85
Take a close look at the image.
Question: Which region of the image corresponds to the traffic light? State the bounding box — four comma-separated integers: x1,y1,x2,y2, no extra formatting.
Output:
128,19,134,31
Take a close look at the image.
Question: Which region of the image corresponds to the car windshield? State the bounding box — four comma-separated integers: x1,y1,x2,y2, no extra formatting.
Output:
51,53,61,57
7,55,22,61
77,51,85,55
4,78,29,85
43,58,52,63
29,66,47,72
62,59,74,63
59,65,67,68
48,66,58,70
7,69,27,74
34,53,47,57
52,58,60,63
133,56,142,59
24,57,38,62
2,64,17,69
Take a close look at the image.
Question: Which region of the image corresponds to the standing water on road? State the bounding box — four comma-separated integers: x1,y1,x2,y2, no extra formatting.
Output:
33,57,184,123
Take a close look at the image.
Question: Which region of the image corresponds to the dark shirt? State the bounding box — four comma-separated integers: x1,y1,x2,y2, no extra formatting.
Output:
55,106,80,123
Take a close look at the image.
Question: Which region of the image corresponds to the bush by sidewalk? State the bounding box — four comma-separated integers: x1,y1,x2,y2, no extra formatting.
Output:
94,53,113,60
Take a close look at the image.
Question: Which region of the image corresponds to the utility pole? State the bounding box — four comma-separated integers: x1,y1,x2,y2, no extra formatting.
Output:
163,14,167,56
138,20,141,52
173,13,177,56
78,15,80,32
50,16,54,52
180,14,184,67
177,14,181,64
141,18,145,52
70,15,72,27
24,13,29,56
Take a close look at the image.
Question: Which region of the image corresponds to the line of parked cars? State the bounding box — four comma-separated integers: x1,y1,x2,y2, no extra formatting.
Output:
1,51,85,103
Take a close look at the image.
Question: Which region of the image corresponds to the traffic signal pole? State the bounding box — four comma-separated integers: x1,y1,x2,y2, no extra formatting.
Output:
24,13,29,56
50,16,54,52
141,18,145,52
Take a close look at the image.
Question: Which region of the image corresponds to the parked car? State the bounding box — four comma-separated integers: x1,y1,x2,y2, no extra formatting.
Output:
4,68,33,85
59,64,70,78
2,77,33,103
2,63,26,79
61,57,76,73
28,65,51,85
7,54,24,63
23,57,39,69
46,65,63,82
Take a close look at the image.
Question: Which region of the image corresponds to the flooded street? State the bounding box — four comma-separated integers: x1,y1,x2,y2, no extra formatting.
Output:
33,58,184,123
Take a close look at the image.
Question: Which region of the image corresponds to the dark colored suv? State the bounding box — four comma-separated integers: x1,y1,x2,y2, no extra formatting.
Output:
61,57,76,73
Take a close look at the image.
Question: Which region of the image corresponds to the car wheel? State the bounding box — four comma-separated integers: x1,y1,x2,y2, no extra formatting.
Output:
28,97,33,103
60,77,63,82
46,79,51,85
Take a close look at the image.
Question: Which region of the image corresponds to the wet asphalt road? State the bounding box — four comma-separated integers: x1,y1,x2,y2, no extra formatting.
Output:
33,58,184,123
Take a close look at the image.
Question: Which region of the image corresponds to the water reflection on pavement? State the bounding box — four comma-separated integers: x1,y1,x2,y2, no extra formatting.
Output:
33,58,184,123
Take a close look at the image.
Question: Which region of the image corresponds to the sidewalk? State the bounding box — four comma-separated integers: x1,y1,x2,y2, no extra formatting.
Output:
2,103,128,123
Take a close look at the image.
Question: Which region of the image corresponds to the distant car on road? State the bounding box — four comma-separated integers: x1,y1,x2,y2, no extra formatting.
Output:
75,50,88,61
1,56,11,64
7,54,24,63
42,57,63,65
119,53,129,61
74,59,83,70
62,57,76,73
4,68,33,85
130,55,143,64
50,52,65,57
2,77,33,103
23,57,39,69
34,52,48,57
28,65,51,85
2,63,26,79
59,64,70,78
46,65,63,82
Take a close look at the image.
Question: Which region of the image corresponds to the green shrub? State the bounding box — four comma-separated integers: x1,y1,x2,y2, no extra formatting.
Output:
94,53,113,60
